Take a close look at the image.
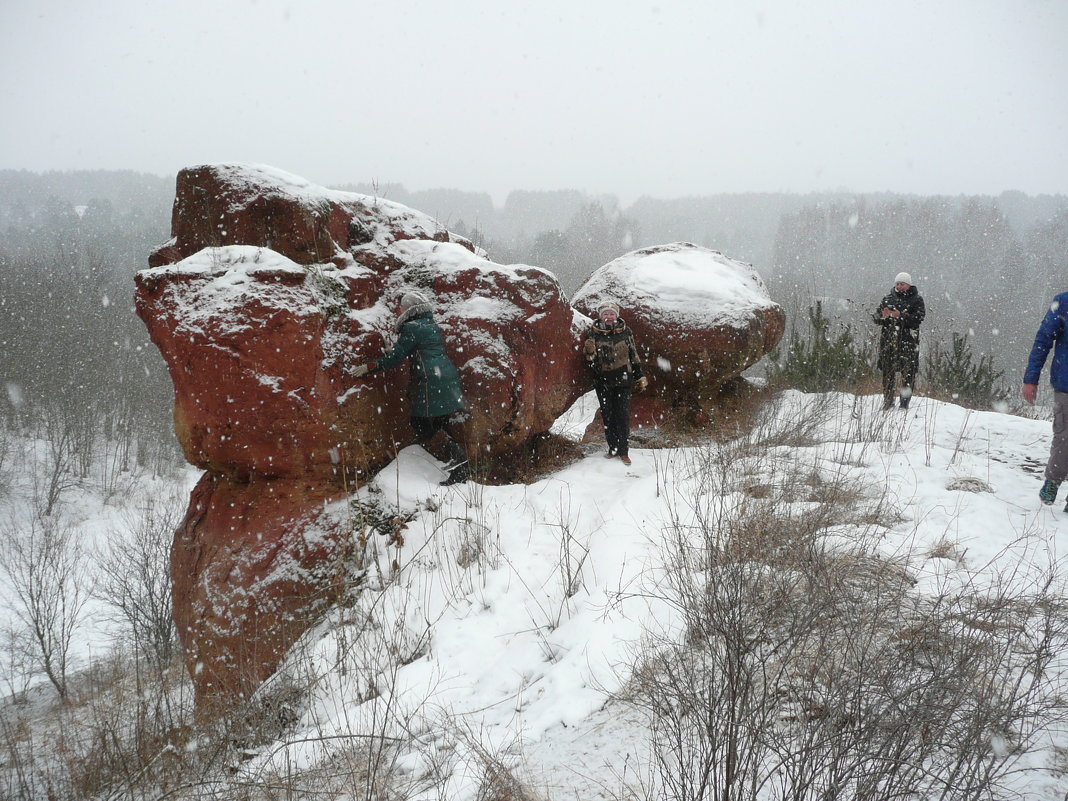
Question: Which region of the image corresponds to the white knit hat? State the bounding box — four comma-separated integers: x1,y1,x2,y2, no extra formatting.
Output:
596,300,620,315
400,290,431,310
894,272,913,286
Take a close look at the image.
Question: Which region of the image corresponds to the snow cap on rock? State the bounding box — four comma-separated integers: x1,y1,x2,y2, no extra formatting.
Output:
571,242,785,397
400,290,431,310
894,272,912,286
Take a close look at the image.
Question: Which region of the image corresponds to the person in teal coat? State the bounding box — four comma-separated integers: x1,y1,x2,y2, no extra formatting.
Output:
352,291,470,485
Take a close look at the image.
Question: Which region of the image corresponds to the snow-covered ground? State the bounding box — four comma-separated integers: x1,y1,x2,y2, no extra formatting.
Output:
236,390,1068,800
3,389,1068,799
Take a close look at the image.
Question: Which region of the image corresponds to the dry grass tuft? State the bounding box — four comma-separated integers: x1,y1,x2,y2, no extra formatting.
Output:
477,432,587,485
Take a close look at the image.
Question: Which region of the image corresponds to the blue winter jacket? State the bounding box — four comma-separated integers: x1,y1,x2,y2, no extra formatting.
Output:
1024,292,1068,393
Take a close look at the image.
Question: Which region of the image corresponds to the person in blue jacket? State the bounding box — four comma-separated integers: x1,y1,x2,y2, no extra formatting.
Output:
353,290,470,486
1023,291,1068,506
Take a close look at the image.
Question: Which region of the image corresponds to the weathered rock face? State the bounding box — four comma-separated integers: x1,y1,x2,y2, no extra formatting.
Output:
572,242,785,409
380,239,592,459
137,163,588,707
171,473,351,710
136,247,396,481
147,163,460,270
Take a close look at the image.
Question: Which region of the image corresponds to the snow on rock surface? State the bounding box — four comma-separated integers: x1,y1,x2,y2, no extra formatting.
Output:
147,162,475,269
135,163,588,708
572,242,785,409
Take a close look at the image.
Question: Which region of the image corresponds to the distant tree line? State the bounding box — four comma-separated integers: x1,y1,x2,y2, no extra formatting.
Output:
767,195,1068,404
3,170,1067,441
0,171,178,472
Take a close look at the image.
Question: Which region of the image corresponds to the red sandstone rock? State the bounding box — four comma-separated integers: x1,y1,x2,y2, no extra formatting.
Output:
376,239,590,457
136,246,407,482
172,472,350,709
148,163,473,269
137,164,588,706
572,242,785,410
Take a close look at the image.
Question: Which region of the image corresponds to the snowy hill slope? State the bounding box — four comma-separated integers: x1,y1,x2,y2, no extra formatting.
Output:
3,389,1068,800
225,390,1068,800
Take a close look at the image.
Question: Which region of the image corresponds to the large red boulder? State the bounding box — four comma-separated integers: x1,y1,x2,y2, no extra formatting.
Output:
373,238,592,458
136,246,405,482
147,163,465,269
572,242,785,411
171,473,350,710
136,164,588,707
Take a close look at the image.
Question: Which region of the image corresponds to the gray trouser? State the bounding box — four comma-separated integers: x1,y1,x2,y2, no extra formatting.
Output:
1048,390,1068,483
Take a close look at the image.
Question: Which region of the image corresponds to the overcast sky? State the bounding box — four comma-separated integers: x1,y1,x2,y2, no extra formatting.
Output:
2,0,1066,203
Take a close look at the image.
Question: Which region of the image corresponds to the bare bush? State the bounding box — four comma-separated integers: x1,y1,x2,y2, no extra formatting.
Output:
0,514,91,700
95,491,183,668
624,434,1068,801
0,647,198,801
28,408,81,517
0,623,36,703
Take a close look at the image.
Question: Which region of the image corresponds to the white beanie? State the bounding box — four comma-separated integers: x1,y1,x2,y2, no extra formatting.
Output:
400,290,431,310
597,300,620,315
894,272,913,286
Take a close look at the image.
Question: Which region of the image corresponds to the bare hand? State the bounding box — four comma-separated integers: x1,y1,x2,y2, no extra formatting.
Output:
881,308,892,319
636,376,649,392
1022,383,1038,405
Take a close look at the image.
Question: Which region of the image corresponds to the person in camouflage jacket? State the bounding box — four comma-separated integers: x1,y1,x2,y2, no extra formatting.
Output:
584,301,647,465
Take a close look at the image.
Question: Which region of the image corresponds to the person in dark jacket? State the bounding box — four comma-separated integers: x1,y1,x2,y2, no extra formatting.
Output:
873,272,926,410
352,291,470,486
1023,291,1068,507
583,301,647,466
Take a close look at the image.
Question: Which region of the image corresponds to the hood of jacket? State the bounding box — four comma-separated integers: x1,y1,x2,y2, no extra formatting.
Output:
592,318,628,335
892,285,919,302
395,302,434,332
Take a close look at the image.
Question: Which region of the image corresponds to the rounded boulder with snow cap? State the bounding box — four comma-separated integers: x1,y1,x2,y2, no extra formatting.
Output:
572,242,785,407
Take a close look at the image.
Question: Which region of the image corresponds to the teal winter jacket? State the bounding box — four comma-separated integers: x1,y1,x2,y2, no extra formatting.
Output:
371,305,465,419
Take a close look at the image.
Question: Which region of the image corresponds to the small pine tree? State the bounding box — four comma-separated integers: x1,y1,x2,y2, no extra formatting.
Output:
924,332,1009,410
768,301,873,392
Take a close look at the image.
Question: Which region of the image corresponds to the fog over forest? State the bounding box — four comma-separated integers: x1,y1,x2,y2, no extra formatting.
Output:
2,168,1067,442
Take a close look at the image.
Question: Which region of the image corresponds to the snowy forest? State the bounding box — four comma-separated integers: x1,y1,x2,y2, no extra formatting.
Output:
3,169,1068,800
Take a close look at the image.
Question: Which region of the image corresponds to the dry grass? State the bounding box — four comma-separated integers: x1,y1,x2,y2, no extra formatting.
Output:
619,400,1068,801
927,536,967,563
476,761,544,801
478,431,587,485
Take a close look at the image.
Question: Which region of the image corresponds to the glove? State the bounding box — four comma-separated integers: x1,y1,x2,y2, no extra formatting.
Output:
352,364,370,378
636,376,648,392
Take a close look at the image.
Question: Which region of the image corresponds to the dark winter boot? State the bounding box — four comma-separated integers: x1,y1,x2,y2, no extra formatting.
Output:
440,468,469,486
899,396,910,410
1040,479,1061,506
441,440,470,486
